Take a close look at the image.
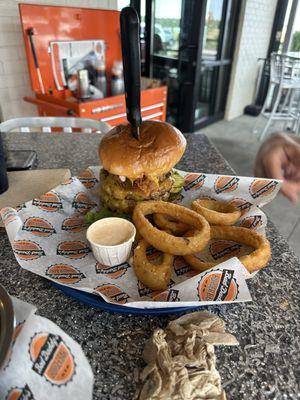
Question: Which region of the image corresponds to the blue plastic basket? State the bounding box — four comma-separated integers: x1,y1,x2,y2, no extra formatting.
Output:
54,283,203,315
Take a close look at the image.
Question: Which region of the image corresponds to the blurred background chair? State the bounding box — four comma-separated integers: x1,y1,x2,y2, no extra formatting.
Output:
253,52,300,141
0,117,111,134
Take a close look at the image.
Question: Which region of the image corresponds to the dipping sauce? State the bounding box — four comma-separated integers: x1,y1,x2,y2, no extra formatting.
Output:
86,217,136,266
87,218,134,246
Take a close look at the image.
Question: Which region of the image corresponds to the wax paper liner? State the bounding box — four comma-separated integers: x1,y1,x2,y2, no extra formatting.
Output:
0,296,93,399
1,167,281,309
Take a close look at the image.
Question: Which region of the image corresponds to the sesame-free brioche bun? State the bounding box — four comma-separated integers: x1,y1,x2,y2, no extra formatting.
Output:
99,121,186,180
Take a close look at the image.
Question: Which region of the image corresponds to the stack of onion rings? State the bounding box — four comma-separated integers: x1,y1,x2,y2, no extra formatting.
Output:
191,199,241,225
184,226,271,273
133,239,173,290
131,197,271,290
133,201,210,256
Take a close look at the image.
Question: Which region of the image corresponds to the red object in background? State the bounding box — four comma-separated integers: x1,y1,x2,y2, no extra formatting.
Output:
19,4,167,126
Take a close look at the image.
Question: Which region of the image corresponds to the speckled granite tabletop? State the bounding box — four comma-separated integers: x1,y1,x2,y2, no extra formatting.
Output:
1,132,299,399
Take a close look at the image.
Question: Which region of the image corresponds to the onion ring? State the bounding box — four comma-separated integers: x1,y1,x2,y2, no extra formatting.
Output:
191,199,241,225
133,201,210,255
184,226,271,273
153,213,190,235
133,239,173,290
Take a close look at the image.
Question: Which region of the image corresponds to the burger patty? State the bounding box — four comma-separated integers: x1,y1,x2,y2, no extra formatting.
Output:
100,190,136,213
100,169,174,201
100,189,170,213
99,169,174,213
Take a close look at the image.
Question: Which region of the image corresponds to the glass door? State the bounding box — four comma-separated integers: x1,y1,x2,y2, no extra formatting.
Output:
193,0,240,129
195,0,226,122
138,0,240,132
140,0,183,125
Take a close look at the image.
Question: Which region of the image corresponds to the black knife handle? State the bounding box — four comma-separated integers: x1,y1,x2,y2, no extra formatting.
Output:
0,133,8,194
27,28,39,69
120,7,142,132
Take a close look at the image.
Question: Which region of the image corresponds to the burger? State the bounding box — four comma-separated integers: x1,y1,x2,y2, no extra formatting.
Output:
98,120,186,214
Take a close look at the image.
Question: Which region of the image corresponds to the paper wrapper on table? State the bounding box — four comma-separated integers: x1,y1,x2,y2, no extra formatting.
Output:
0,297,93,399
139,311,238,400
0,167,281,309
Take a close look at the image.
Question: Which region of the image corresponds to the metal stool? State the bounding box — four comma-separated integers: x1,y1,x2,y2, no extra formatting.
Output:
0,117,111,134
253,53,300,141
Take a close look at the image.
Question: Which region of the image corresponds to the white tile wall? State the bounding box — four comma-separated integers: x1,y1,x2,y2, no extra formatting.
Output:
0,0,118,121
225,0,277,120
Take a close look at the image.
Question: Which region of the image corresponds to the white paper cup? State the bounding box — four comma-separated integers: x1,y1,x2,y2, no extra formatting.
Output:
86,217,136,266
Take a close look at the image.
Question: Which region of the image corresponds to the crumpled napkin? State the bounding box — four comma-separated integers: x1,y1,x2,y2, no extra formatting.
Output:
139,311,238,400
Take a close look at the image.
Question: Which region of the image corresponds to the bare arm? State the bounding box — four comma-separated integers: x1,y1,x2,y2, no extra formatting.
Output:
255,132,300,203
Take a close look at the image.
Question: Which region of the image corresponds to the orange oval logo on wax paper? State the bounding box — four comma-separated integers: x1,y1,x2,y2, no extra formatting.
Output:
32,191,62,212
13,240,45,261
95,262,129,279
214,176,239,194
152,289,180,302
229,198,252,216
209,240,241,261
146,246,162,263
29,332,75,386
77,169,98,189
61,215,88,233
72,192,97,214
46,264,85,284
249,179,278,199
22,217,56,237
15,203,27,212
173,257,197,277
94,284,130,304
198,269,238,301
239,215,263,229
183,173,206,191
137,280,154,297
13,321,25,343
0,207,17,226
6,384,35,400
57,241,90,259
149,279,176,300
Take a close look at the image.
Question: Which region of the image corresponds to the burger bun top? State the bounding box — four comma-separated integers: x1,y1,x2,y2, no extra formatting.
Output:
99,120,186,180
